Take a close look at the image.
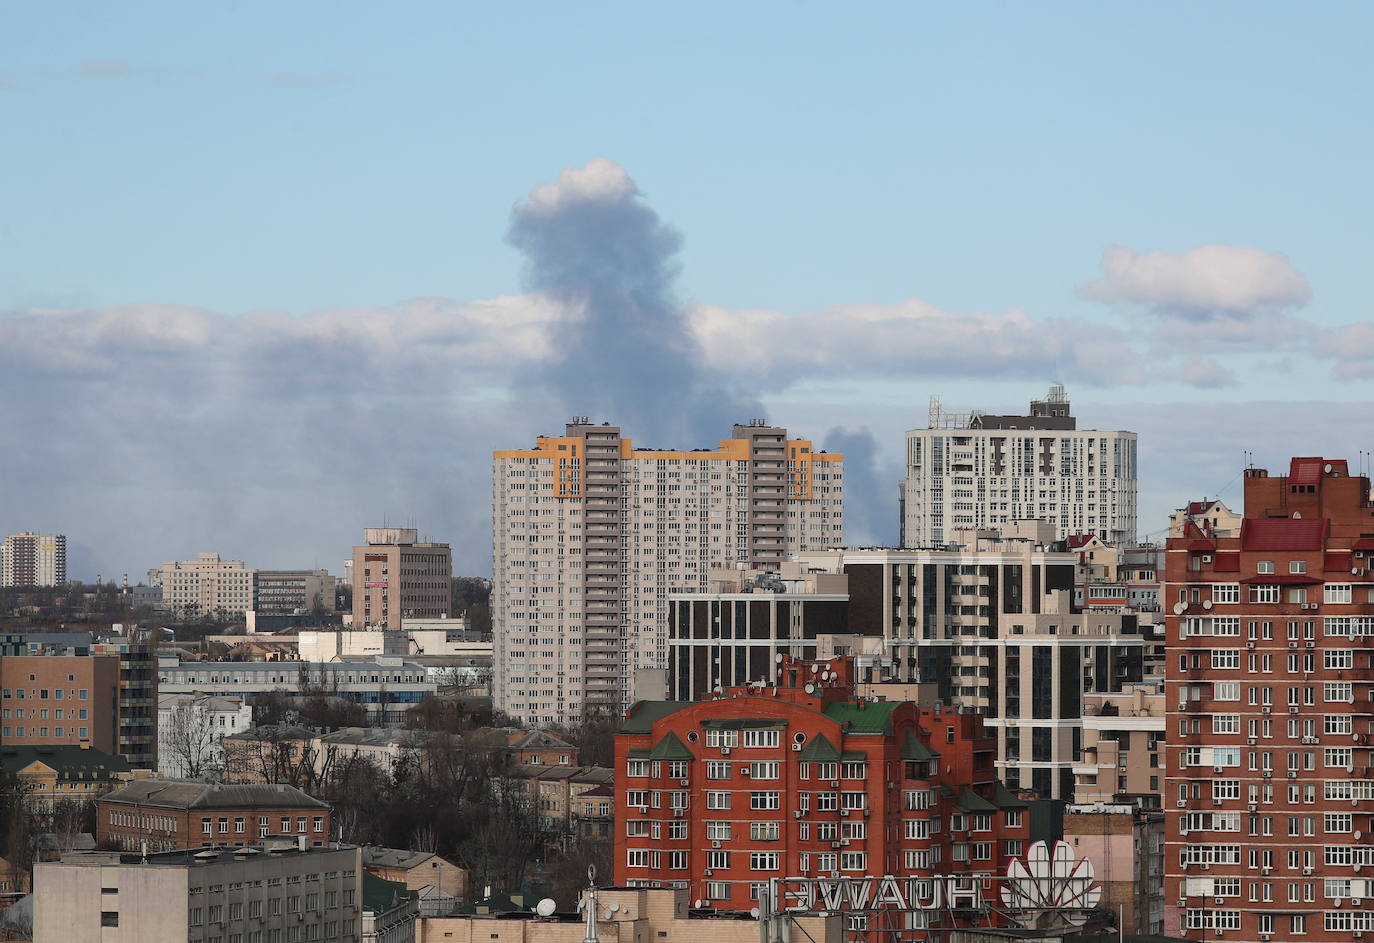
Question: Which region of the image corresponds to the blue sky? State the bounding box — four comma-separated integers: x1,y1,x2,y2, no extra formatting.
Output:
3,2,1373,577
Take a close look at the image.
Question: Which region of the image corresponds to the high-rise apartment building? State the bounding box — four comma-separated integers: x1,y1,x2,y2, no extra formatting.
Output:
158,553,256,617
795,522,1160,800
1164,457,1374,942
1,532,67,586
492,419,844,725
614,656,1030,925
902,386,1137,547
350,528,452,629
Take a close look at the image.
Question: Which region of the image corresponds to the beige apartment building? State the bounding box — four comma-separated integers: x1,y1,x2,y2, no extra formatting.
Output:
351,528,452,630
155,552,256,617
491,419,844,725
1,532,67,587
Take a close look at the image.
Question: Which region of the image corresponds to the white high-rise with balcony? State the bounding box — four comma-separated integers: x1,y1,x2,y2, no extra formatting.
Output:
491,419,844,726
902,385,1137,547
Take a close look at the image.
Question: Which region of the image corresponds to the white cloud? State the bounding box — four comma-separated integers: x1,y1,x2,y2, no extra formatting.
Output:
1311,321,1374,378
520,158,638,216
1079,244,1311,319
1153,356,1236,388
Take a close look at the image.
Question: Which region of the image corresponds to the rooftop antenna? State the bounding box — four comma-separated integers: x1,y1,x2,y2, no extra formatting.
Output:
582,865,600,943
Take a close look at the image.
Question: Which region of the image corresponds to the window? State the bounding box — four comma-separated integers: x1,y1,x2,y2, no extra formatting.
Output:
706,821,731,841
706,761,730,779
751,822,780,841
625,821,649,837
706,850,729,870
1005,810,1022,828
743,729,780,748
1212,584,1239,603
626,790,649,808
1257,560,1275,574
101,912,119,927
1325,650,1354,670
840,761,866,779
750,761,780,780
1211,650,1240,669
751,792,781,810
840,852,867,871
1212,715,1240,734
1289,560,1307,574
706,791,731,810
626,850,649,868
750,852,779,871
627,759,649,777
1214,681,1240,701
1325,584,1353,604
1325,716,1353,735
1249,585,1280,603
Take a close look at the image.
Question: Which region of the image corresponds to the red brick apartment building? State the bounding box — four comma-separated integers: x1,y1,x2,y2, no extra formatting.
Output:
98,780,331,852
1165,457,1374,941
614,657,1029,935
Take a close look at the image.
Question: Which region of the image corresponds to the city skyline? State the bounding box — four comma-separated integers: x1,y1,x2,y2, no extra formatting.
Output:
5,3,1374,580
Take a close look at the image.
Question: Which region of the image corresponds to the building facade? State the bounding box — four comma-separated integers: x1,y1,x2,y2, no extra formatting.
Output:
0,639,157,768
1164,457,1374,941
256,568,337,615
492,419,844,725
98,780,332,852
1,532,67,586
613,656,1029,932
351,529,453,630
34,842,363,943
902,386,1137,547
796,523,1160,800
1063,803,1165,936
157,655,436,725
157,693,253,779
158,552,257,617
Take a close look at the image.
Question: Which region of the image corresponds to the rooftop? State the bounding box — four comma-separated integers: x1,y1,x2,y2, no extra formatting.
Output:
100,780,329,810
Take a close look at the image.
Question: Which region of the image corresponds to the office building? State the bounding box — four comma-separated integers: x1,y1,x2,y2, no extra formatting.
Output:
157,654,436,724
0,639,157,768
1,532,67,587
902,385,1137,547
351,528,452,630
255,569,337,615
158,552,256,618
33,842,362,942
1164,457,1374,941
795,522,1160,800
614,655,1028,927
492,419,844,725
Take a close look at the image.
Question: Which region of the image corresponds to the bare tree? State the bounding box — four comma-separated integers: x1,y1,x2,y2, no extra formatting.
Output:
223,726,322,790
163,698,221,778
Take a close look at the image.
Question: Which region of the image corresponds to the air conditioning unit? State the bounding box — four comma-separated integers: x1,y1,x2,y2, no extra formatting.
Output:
840,838,851,846
740,767,751,776
1263,769,1272,778
862,809,870,817
1212,797,1222,806
1287,771,1298,779
1200,862,1210,871
1303,866,1313,875
1353,898,1363,907
712,840,721,849
1177,800,1188,808
1214,928,1223,938
1247,737,1257,745
794,810,803,818
1246,641,1255,650
679,779,689,786
721,748,731,756
1262,707,1271,715
1214,766,1224,774
1289,706,1300,714
792,743,802,752
1215,896,1225,905
1259,934,1271,942
831,841,842,848
1248,803,1257,812
1202,555,1212,563
1305,640,1315,648
674,809,685,817
831,782,840,789
705,869,713,876
640,807,650,815
1289,641,1298,649
1180,828,1190,836
1261,866,1272,875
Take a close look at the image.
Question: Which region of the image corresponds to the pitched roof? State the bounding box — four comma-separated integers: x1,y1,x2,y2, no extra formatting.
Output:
955,788,999,812
900,730,936,762
822,700,901,735
100,780,329,810
797,732,841,762
992,782,1029,809
619,701,693,734
1240,518,1328,552
362,846,441,870
648,732,693,761
0,745,130,777
363,870,415,914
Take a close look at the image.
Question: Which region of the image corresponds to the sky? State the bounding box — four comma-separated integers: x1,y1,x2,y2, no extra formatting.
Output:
3,2,1374,579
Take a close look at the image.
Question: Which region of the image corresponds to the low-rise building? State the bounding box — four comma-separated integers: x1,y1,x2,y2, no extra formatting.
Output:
157,654,436,725
0,744,136,812
98,780,331,852
364,870,418,943
467,727,579,766
503,765,614,832
363,847,468,901
1063,803,1165,936
33,841,363,943
156,693,252,779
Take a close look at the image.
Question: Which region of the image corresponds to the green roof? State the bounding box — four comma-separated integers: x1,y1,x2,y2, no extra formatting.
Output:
900,730,937,762
0,745,130,777
956,788,999,813
840,750,867,763
363,871,414,914
626,748,651,759
648,732,694,761
620,701,694,734
822,700,901,735
992,782,1029,809
796,732,840,762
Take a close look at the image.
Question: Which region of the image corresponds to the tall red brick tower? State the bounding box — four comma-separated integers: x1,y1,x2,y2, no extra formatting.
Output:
1164,458,1374,941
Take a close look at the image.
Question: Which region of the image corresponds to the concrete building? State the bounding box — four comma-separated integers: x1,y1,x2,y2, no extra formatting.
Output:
1164,457,1374,942
614,655,1029,924
157,654,436,724
98,780,331,851
156,693,253,779
503,764,615,832
796,522,1160,801
1072,681,1166,807
1063,803,1165,937
902,386,1137,547
415,885,841,943
492,419,844,725
0,639,158,768
33,841,363,943
362,847,468,901
351,528,453,630
1,532,67,586
158,552,256,618
1072,537,1165,614
255,568,337,615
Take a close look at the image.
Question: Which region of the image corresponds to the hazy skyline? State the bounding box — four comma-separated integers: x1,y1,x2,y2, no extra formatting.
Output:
4,2,1374,579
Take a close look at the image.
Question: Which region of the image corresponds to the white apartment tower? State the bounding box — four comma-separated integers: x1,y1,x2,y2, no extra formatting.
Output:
902,385,1137,547
492,419,844,725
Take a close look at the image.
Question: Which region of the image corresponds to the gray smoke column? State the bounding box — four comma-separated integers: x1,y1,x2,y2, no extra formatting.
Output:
507,158,760,444
822,426,900,546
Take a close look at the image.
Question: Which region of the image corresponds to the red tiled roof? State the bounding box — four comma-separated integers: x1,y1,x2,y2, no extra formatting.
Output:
1240,518,1329,551
1352,538,1374,551
1188,539,1216,552
1325,552,1353,572
1187,500,1214,515
1212,553,1240,572
1289,456,1349,483
1239,573,1322,585
1066,534,1094,549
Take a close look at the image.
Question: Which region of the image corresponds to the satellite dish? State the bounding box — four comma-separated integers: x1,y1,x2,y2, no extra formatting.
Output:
694,899,705,909
1202,600,1213,610
804,683,815,694
1355,568,1363,576
810,664,819,674
1326,463,1334,473
775,653,784,663
535,899,556,917
1293,512,1302,519
1173,602,1187,615
750,907,762,919
607,903,620,913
